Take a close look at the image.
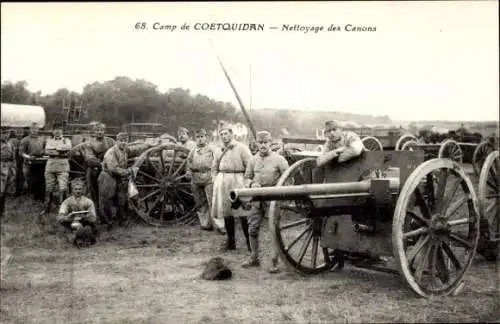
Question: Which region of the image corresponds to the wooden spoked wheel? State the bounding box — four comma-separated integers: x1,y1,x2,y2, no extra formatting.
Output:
395,134,417,151
472,141,495,176
438,139,463,164
130,143,196,227
477,150,499,261
393,158,480,298
401,140,420,152
269,157,337,275
361,136,383,151
68,142,88,181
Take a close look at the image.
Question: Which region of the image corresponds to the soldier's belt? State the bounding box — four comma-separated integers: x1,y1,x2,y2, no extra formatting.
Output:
190,167,211,173
218,169,245,173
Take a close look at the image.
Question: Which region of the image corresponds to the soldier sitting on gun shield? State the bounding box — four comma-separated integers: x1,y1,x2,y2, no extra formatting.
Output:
57,178,98,247
316,120,364,167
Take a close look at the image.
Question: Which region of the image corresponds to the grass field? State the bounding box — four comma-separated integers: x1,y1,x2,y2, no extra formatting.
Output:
1,190,499,324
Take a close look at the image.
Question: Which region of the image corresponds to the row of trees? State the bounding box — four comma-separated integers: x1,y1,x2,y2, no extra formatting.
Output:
2,77,395,138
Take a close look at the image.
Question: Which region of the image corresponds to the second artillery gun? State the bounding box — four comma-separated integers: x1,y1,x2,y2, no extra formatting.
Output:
229,149,497,298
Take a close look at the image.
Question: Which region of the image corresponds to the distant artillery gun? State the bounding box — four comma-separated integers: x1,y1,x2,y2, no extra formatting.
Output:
229,148,497,298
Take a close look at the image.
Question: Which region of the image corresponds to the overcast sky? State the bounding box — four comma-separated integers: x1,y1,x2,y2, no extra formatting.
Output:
1,2,498,122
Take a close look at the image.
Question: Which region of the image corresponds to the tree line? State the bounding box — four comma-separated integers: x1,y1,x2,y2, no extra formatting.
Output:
2,77,395,138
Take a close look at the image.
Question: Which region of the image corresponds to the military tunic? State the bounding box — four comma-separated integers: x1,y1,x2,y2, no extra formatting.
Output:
0,141,16,196
57,195,97,225
98,143,149,225
44,137,72,194
211,140,253,225
7,137,24,195
19,135,47,201
244,152,289,261
322,131,364,163
83,136,115,204
186,143,217,229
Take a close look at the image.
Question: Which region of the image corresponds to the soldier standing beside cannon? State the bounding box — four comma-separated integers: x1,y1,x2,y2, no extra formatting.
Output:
317,120,364,167
19,122,47,202
0,130,16,218
178,127,196,151
98,132,152,230
211,123,253,251
40,128,72,218
83,123,115,208
186,128,218,231
241,131,289,273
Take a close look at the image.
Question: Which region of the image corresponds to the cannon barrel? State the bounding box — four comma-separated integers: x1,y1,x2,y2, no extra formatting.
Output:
229,179,400,203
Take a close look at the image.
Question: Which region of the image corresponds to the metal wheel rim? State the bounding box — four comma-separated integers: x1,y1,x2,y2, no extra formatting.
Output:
472,141,494,176
438,139,463,164
392,158,480,298
362,136,384,151
130,143,196,227
478,151,499,247
395,134,417,151
269,158,336,275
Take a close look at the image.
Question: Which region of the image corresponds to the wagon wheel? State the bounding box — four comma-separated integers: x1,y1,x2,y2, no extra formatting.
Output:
68,142,88,181
393,158,480,298
477,150,499,261
401,140,420,152
395,134,417,151
472,141,494,176
361,136,383,151
130,143,196,227
438,139,463,164
269,157,337,275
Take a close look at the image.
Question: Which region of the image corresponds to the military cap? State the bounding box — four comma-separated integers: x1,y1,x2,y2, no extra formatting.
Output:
256,131,272,141
71,178,86,188
116,132,129,141
324,120,339,132
218,122,232,133
178,127,189,135
196,128,207,136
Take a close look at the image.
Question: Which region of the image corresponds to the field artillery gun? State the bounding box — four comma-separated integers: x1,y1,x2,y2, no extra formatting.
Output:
229,149,497,298
396,134,464,165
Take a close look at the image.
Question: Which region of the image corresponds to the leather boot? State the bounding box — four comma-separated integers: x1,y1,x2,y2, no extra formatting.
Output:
242,236,260,268
240,217,251,252
220,217,236,251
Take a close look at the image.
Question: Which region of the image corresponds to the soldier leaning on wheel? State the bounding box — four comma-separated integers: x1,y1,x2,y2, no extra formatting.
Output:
317,120,364,167
0,129,17,218
186,128,218,231
98,132,152,230
57,178,98,247
83,123,115,209
40,128,72,217
19,122,47,201
241,131,289,273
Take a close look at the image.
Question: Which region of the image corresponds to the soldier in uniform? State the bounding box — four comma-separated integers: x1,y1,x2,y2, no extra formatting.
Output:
7,129,25,196
317,120,364,167
241,131,289,273
211,123,253,251
57,178,98,246
19,122,47,201
98,132,151,230
0,129,17,218
186,128,218,231
178,127,196,151
83,123,115,208
41,128,72,216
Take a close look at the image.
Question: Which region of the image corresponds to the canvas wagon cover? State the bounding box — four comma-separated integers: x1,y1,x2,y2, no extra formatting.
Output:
1,103,46,128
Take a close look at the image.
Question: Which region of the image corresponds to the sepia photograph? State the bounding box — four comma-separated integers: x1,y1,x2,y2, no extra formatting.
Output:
1,1,499,323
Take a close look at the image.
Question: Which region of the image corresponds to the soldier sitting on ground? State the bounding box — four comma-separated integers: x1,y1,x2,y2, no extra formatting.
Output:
57,178,98,247
317,120,364,167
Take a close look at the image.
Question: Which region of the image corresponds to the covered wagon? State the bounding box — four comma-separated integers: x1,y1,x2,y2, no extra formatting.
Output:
0,103,46,129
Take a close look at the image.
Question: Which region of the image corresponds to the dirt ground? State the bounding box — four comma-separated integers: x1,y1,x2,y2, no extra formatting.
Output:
1,195,499,324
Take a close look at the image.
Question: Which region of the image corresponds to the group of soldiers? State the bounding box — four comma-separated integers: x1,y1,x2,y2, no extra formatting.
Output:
1,119,365,272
